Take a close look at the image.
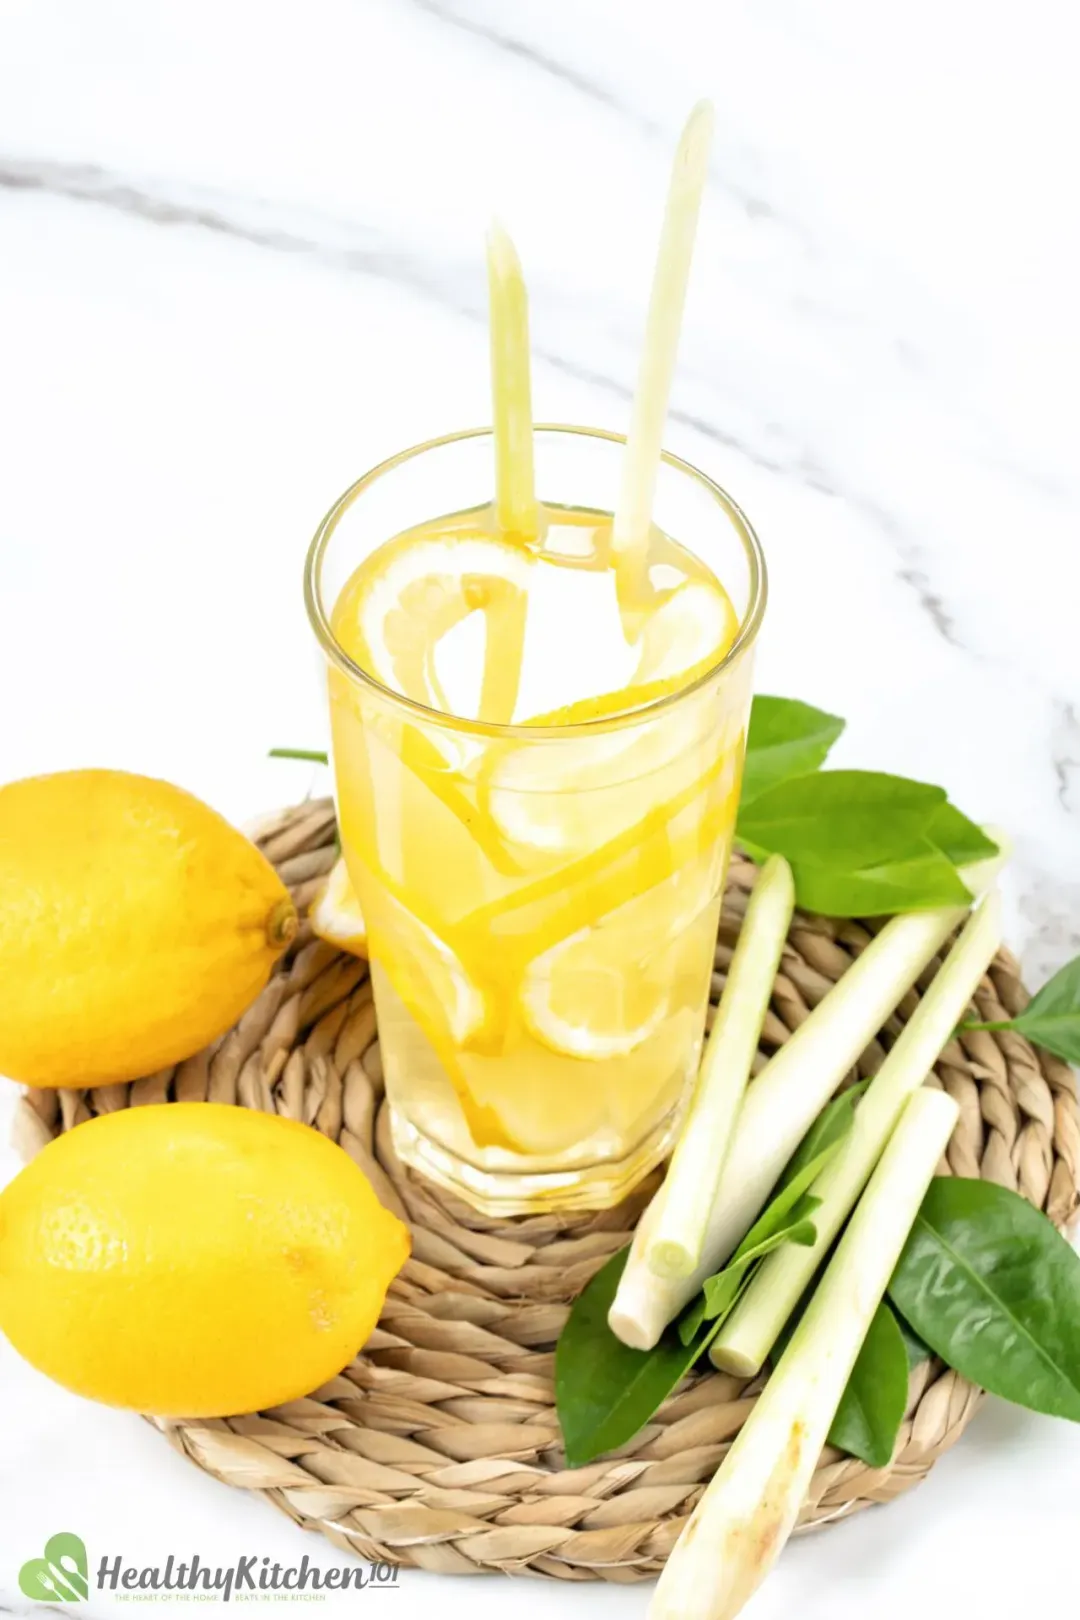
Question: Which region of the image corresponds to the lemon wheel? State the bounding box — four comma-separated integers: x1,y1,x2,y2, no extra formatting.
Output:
518,849,722,1060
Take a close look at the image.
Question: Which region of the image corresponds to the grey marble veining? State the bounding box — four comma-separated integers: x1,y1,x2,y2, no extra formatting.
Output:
0,6,1076,945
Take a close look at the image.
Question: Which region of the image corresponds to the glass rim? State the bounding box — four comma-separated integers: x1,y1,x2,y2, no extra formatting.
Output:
304,422,768,740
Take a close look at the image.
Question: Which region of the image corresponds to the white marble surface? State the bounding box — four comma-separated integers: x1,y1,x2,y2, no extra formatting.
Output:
1,0,1078,1614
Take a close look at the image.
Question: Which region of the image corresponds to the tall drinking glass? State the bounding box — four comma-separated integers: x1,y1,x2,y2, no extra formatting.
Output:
305,425,766,1215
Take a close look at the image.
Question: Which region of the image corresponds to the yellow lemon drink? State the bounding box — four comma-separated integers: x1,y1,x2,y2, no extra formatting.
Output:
306,426,765,1215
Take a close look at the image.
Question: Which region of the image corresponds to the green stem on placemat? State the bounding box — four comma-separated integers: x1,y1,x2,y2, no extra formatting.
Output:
269,747,329,765
960,953,1080,1063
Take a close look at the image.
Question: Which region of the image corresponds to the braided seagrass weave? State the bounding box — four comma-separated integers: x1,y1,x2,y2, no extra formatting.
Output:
13,798,1080,1581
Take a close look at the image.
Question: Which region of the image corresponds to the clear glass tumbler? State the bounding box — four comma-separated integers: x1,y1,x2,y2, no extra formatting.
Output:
305,425,766,1215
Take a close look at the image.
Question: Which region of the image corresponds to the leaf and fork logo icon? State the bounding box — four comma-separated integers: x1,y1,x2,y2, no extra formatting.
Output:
18,1532,89,1602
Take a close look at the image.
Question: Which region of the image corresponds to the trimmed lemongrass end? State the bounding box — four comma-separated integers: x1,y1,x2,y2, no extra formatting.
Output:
644,855,795,1281
612,100,714,619
609,896,968,1350
710,889,1003,1377
608,1206,670,1349
647,1239,692,1280
649,1087,960,1620
486,219,536,539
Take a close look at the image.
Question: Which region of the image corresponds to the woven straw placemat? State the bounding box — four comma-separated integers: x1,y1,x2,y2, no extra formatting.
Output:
13,798,1080,1581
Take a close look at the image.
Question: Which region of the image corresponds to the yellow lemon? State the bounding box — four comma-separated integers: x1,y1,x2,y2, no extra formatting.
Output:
0,1103,411,1416
0,770,298,1088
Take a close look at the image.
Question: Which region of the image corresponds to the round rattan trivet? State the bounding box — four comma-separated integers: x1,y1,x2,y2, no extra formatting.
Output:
13,798,1080,1581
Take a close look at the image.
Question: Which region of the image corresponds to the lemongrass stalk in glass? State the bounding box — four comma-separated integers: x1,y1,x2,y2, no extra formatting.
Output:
487,220,536,544
613,100,714,622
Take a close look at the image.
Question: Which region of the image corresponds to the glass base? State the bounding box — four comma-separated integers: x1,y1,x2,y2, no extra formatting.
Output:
388,1101,682,1217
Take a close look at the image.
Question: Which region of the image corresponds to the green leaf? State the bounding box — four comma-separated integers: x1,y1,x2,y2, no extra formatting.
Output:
827,1302,909,1467
735,735,993,917
679,1202,821,1345
965,955,1080,1065
741,696,846,805
927,803,999,866
737,771,946,871
269,747,329,765
889,1178,1080,1422
704,1216,818,1311
777,1080,868,1193
786,845,972,917
678,1137,845,1346
677,1267,747,1345
738,1163,833,1261
555,1250,720,1466
893,1309,931,1369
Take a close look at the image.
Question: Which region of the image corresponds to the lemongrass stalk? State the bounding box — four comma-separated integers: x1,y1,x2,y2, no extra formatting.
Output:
649,1087,960,1620
612,100,713,619
487,220,536,539
646,856,795,1280
711,890,1001,1375
608,842,1006,1350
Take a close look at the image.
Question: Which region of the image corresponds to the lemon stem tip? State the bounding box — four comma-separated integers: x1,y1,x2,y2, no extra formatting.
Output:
267,897,299,951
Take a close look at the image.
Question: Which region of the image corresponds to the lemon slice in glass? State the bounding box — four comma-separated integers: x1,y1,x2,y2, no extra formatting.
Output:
362,882,490,1050
520,849,721,1059
634,577,739,684
483,694,717,857
482,578,737,856
521,924,672,1058
333,530,533,722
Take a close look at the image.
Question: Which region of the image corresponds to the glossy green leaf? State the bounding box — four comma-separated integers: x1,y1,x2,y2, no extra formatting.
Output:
827,1302,909,1467
965,954,1080,1065
788,845,972,917
740,1149,844,1260
893,1309,931,1369
737,771,946,870
679,1201,821,1345
677,1267,750,1345
927,803,999,866
741,696,845,805
555,1250,720,1466
676,1136,845,1347
889,1178,1080,1421
705,1216,818,1312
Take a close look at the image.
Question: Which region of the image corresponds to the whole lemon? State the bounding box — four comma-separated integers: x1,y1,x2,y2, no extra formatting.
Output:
0,1103,411,1415
0,770,298,1087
